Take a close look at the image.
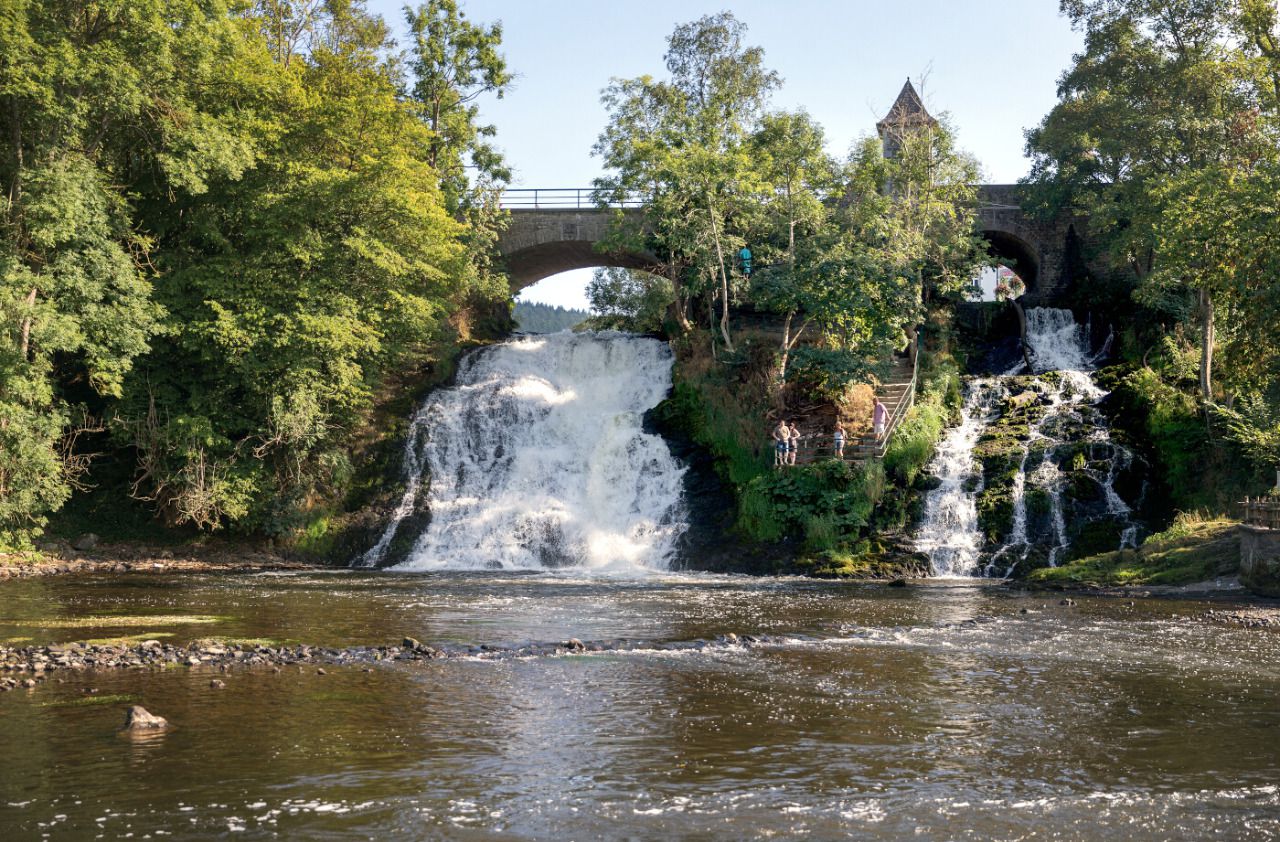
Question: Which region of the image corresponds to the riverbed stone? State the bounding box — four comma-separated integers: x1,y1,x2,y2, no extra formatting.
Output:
122,706,168,731
72,533,100,552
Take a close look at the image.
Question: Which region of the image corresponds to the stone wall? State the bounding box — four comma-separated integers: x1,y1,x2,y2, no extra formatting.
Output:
1239,524,1280,597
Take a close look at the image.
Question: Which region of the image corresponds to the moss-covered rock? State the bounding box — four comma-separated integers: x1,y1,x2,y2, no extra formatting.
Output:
1027,517,1238,588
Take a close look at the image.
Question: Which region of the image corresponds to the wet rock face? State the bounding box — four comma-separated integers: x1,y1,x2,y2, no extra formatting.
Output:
971,373,1147,577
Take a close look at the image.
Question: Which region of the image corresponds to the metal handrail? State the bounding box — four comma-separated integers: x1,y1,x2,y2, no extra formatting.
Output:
778,336,921,466
498,188,647,210
872,341,920,459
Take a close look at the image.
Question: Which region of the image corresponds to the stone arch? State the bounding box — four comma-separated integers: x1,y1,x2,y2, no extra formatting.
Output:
502,241,664,293
981,227,1042,297
498,208,662,294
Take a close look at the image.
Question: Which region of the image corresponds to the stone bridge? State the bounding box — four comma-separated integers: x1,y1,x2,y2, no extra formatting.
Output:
497,186,1082,308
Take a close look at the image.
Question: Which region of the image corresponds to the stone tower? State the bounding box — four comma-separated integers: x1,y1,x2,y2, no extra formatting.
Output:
876,79,937,159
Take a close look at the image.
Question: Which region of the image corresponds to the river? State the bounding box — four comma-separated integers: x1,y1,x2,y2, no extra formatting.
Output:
2,571,1279,839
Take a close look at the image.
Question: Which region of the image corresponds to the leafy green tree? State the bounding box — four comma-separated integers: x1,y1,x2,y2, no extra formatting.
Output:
406,0,512,199
748,110,836,382
585,267,675,333
123,0,474,531
594,12,778,351
0,0,267,544
1026,0,1279,405
405,0,512,315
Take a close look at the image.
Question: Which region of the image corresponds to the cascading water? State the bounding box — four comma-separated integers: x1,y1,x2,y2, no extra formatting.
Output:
358,332,688,573
913,379,1002,577
917,307,1142,578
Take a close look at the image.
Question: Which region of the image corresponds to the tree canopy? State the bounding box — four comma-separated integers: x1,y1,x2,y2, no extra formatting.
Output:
0,0,511,544
1025,0,1280,479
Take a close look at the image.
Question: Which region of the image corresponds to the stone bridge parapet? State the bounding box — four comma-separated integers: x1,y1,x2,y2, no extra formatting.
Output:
499,187,1087,306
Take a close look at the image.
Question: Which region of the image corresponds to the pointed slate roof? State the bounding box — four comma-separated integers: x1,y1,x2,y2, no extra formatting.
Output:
876,79,937,135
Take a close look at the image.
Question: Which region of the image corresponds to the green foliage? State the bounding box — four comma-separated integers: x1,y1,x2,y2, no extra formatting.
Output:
406,0,513,206
740,460,885,549
583,267,674,333
1026,0,1280,458
883,404,945,486
0,0,512,546
513,302,588,333
593,12,779,348
883,349,960,485
1106,366,1265,513
1027,516,1239,588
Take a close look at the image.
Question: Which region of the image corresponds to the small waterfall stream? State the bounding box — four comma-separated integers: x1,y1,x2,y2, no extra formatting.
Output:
917,308,1141,578
359,332,688,572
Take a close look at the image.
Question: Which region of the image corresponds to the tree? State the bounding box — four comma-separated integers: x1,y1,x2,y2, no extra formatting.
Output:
0,0,266,543
749,110,835,382
405,0,513,207
585,267,674,333
1025,0,1279,406
405,0,513,316
839,126,985,368
123,0,474,531
594,12,778,351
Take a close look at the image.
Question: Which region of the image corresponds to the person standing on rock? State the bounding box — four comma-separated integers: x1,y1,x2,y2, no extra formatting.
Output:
772,420,790,468
833,421,846,459
788,421,801,466
873,398,888,440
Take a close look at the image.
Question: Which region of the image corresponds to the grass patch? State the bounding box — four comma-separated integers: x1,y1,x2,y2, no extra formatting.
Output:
1027,514,1239,588
39,694,138,708
792,547,918,579
0,614,224,629
80,632,176,647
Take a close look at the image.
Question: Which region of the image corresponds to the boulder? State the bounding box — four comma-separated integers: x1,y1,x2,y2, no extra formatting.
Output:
72,533,100,552
121,705,168,732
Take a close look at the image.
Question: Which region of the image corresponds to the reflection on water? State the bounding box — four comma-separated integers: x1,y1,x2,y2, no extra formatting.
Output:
2,571,1279,839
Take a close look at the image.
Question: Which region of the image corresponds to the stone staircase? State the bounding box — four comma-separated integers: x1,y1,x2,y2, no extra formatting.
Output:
842,355,917,462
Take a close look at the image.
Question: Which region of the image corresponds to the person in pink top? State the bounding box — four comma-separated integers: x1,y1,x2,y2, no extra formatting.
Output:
872,398,888,439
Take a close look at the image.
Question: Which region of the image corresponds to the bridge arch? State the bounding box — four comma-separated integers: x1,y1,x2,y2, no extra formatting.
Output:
981,226,1041,297
498,206,662,293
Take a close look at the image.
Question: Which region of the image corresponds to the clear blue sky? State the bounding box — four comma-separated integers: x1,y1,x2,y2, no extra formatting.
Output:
367,1,1083,309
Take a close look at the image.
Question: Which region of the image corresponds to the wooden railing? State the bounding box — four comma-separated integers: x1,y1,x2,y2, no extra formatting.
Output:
1242,497,1280,530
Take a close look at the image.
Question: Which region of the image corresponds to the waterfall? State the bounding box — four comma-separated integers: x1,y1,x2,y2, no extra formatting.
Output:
913,379,1004,577
358,332,688,573
917,308,1141,578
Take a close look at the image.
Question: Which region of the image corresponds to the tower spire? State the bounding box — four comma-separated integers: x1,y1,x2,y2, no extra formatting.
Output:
876,78,937,159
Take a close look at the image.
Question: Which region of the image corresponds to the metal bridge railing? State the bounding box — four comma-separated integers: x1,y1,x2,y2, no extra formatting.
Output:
498,188,647,210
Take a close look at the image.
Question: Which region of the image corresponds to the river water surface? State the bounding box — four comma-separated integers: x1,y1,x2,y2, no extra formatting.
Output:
2,571,1279,839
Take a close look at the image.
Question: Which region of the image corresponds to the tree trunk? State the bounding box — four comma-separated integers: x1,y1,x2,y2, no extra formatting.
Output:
19,286,36,360
706,291,717,361
706,197,733,353
1199,287,1214,405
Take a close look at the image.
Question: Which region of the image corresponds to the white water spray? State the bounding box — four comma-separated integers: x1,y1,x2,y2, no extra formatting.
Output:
360,332,688,573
